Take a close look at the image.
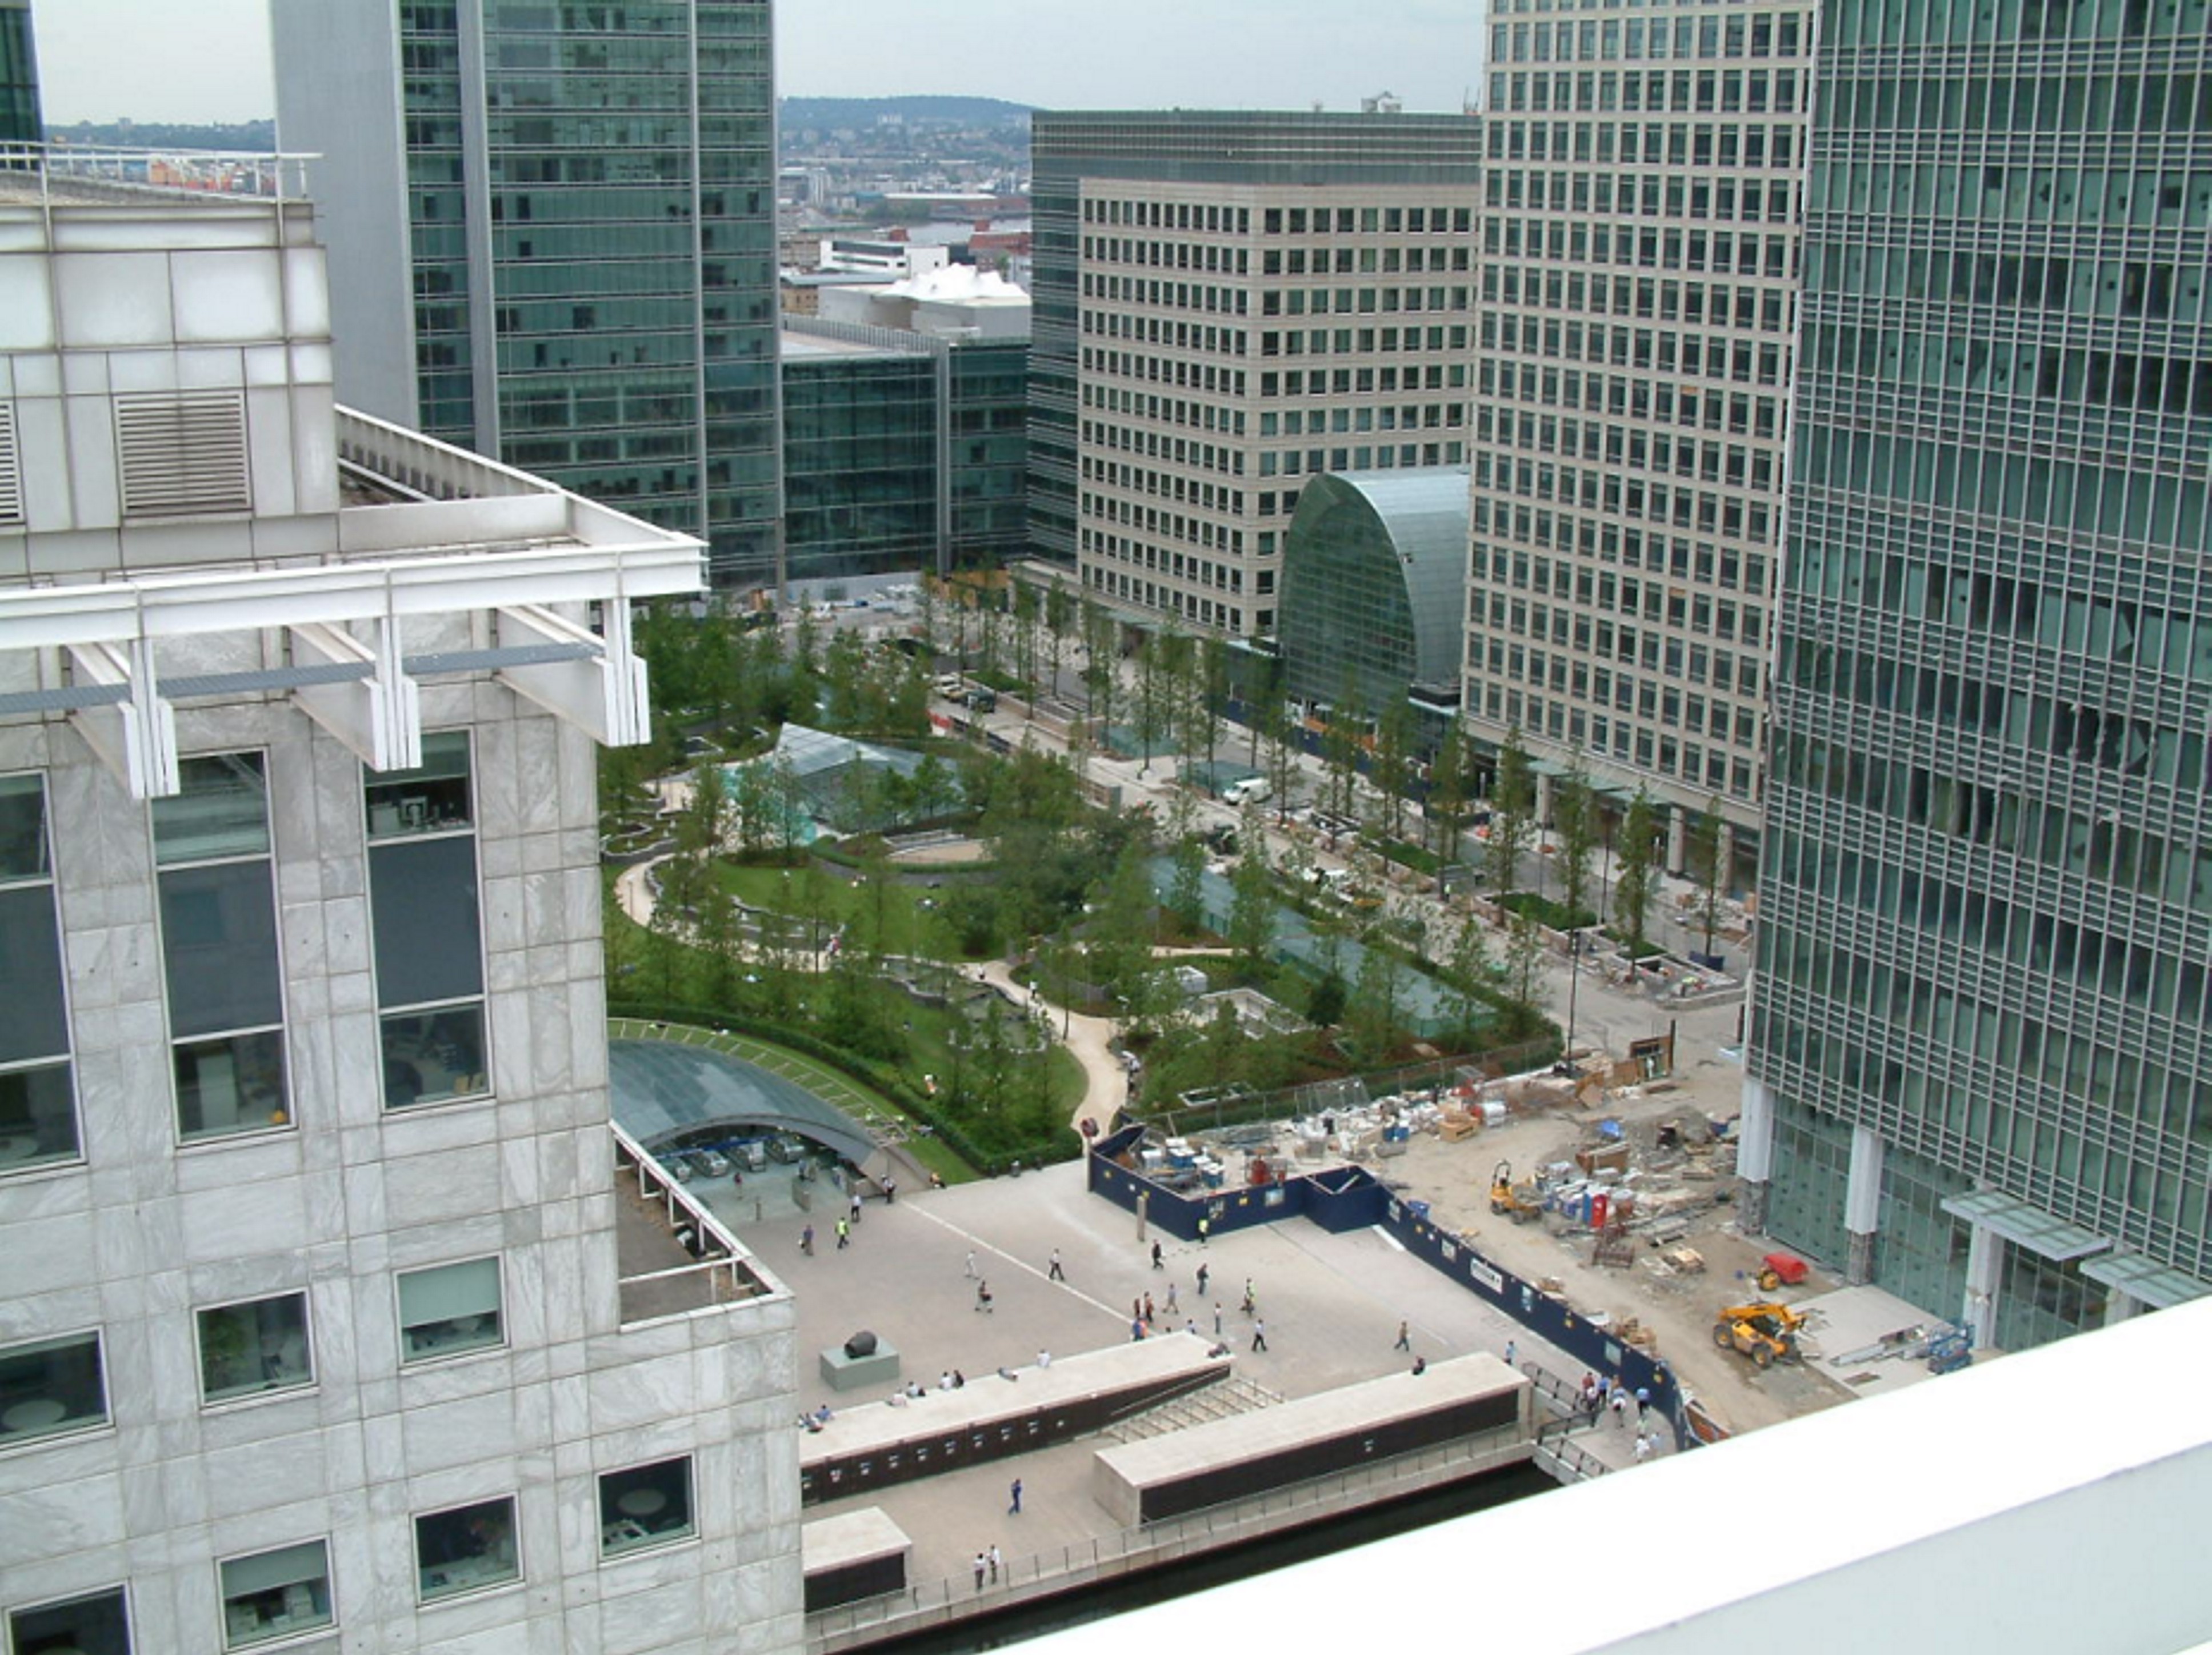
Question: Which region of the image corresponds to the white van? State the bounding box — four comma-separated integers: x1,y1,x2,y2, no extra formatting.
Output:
1223,776,1272,807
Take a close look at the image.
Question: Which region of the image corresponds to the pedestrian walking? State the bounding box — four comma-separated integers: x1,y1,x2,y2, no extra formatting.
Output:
1241,1278,1255,1315
974,1553,986,1592
1195,1262,1210,1297
1635,1385,1651,1422
1251,1317,1269,1353
1213,1304,1223,1337
1505,1339,1517,1369
883,1178,896,1204
1634,1432,1653,1464
1611,1389,1630,1429
835,1217,850,1250
1048,1248,1065,1281
1166,1281,1179,1314
1009,1478,1023,1515
988,1544,1001,1583
1197,1217,1210,1245
1143,1292,1155,1324
1393,1320,1411,1352
1131,1317,1145,1342
965,1249,977,1280
976,1280,994,1314
850,1191,862,1226
800,1224,814,1256
1151,1240,1164,1270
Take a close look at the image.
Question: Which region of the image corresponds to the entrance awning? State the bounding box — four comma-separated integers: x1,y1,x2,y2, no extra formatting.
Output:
2080,1250,2211,1310
1941,1190,2113,1263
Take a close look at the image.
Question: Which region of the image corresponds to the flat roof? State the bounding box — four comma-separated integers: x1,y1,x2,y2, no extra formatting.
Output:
1097,1351,1519,1485
1035,1296,2212,1655
803,1332,1229,1468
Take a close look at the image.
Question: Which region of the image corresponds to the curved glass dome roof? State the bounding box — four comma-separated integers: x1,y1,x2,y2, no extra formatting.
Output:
1278,467,1469,715
609,1037,880,1169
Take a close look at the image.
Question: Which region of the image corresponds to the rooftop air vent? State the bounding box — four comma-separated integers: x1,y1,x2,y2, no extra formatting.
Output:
114,389,251,519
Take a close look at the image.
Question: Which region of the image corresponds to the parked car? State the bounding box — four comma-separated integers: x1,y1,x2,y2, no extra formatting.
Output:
737,1139,768,1173
697,1149,731,1178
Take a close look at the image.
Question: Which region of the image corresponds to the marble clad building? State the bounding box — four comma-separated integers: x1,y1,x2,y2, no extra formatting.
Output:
0,152,801,1655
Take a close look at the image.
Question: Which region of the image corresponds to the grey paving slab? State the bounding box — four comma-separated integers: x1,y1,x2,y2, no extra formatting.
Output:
737,1160,1657,1596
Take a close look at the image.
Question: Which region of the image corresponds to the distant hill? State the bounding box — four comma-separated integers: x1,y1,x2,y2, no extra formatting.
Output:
47,119,277,153
779,96,1030,131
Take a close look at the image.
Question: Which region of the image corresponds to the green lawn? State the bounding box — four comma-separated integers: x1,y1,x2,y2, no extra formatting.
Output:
717,861,947,958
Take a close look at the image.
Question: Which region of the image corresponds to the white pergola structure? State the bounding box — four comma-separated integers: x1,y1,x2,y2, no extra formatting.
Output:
0,409,703,797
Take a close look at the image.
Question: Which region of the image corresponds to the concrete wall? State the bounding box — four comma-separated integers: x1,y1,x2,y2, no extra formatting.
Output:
0,673,801,1654
269,0,419,429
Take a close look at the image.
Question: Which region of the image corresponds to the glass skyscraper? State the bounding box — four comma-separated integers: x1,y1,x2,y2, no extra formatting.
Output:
1746,0,2212,1348
274,1,781,587
0,0,39,146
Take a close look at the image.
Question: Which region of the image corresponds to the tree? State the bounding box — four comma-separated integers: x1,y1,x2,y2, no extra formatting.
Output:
1687,794,1727,959
1170,833,1207,933
1615,786,1659,953
1502,907,1548,1027
1318,713,1361,850
1091,839,1159,1001
1554,749,1598,926
1228,834,1276,970
1446,916,1495,1048
1259,696,1300,825
1198,635,1231,774
1134,630,1171,773
1081,599,1120,739
1373,699,1413,845
1011,579,1040,714
1307,968,1349,1029
1044,585,1077,706
1484,724,1534,898
1347,931,1405,1068
1425,715,1471,879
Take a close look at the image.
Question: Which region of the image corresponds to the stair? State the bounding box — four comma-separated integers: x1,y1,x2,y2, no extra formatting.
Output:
1106,1375,1285,1442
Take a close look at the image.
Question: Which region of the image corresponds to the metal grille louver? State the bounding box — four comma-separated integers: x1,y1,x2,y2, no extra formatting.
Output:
114,390,251,518
0,401,21,527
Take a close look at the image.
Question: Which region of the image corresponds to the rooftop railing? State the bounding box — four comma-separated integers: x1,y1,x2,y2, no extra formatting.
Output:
0,143,317,205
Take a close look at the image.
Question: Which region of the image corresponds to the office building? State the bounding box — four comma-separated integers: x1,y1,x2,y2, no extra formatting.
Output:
781,268,1030,586
1029,110,1482,639
0,154,798,1654
0,0,37,147
1277,468,1469,718
270,1,783,588
1743,0,2212,1346
1467,1,1814,880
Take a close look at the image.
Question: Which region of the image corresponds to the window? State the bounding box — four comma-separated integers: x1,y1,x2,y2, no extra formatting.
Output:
397,1258,502,1362
154,755,286,1140
198,1294,312,1404
219,1541,332,1649
0,774,77,1173
415,1497,519,1602
0,1330,106,1445
367,735,487,1109
599,1457,695,1556
9,1587,130,1655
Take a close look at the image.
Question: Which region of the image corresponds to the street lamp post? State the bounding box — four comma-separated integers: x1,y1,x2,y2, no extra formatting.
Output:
1564,928,1584,1062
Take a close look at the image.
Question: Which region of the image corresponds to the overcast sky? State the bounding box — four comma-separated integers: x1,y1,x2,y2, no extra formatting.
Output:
34,0,1484,126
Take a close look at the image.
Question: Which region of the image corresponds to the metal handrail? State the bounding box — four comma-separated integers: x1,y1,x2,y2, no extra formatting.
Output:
0,143,318,204
805,1424,1526,1649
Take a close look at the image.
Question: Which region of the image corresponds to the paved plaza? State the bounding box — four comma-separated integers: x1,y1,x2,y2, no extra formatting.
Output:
735,1161,1655,1597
